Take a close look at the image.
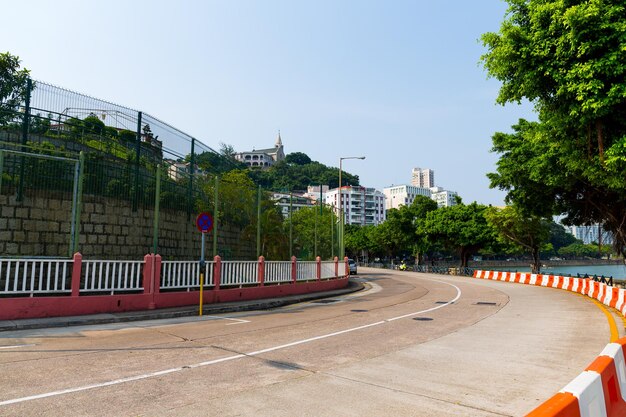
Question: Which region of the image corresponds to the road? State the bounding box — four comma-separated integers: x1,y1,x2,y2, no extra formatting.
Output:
0,267,619,416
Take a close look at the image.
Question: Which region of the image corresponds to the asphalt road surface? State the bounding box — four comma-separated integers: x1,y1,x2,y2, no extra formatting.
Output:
0,267,618,417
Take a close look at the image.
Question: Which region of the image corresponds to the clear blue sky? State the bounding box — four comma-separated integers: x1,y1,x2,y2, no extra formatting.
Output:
2,0,534,205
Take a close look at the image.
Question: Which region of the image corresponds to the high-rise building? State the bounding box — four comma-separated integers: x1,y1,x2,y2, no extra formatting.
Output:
411,167,435,188
383,185,432,211
325,186,386,226
430,187,458,207
566,224,614,245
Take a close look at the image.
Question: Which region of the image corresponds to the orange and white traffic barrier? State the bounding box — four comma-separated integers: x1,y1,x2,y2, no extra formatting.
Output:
472,270,626,417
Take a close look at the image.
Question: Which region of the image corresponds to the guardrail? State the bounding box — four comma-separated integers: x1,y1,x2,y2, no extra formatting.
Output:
321,261,337,279
472,270,626,417
264,261,293,284
161,260,214,291
81,259,144,294
0,254,350,320
296,261,317,282
221,261,259,287
0,258,73,296
364,262,475,277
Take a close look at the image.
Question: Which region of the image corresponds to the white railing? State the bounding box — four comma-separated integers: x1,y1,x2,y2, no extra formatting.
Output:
81,260,143,294
264,261,293,284
0,257,341,297
320,261,336,279
220,261,258,287
0,258,72,296
161,260,214,290
296,261,317,281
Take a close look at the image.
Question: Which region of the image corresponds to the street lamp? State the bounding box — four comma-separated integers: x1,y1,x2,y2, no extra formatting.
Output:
339,156,365,260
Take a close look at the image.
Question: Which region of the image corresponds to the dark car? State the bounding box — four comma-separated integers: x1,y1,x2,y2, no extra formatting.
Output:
348,259,357,275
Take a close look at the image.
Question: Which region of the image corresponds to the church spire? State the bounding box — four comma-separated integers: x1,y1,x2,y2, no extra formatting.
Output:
276,130,283,148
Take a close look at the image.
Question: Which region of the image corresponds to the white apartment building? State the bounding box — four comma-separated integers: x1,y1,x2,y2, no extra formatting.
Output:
383,185,432,210
325,186,386,226
566,224,614,245
271,192,316,218
411,167,435,188
164,159,204,181
303,185,329,203
430,187,458,207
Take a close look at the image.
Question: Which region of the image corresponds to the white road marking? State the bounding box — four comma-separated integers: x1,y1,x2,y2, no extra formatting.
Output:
0,344,36,350
0,280,462,407
203,315,251,326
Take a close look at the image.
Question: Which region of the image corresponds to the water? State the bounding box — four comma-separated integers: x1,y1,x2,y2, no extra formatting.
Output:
491,264,626,280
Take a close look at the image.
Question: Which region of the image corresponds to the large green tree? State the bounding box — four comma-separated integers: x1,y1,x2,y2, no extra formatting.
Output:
482,0,626,258
417,202,497,268
0,52,31,126
485,206,551,273
289,205,337,260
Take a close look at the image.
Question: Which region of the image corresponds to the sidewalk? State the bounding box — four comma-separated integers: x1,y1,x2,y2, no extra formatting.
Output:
0,280,364,332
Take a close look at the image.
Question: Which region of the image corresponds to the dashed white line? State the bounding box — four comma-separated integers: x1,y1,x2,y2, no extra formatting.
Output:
0,280,461,407
0,344,36,350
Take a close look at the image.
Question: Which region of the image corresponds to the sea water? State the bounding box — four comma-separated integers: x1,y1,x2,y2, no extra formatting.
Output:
491,264,626,279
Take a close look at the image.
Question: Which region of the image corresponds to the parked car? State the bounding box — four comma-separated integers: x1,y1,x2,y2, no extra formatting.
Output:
348,259,357,275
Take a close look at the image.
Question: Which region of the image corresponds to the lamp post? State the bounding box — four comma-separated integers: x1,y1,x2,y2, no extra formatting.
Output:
339,156,365,259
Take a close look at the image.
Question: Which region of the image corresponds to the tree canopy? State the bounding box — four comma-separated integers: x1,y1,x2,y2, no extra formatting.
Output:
0,52,31,126
481,0,626,258
485,205,551,273
248,153,359,191
416,202,497,267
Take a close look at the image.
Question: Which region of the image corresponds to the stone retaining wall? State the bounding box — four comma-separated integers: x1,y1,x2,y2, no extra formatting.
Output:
0,190,254,260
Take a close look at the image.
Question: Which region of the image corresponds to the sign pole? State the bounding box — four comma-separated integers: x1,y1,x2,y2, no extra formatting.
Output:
195,212,213,317
199,231,205,316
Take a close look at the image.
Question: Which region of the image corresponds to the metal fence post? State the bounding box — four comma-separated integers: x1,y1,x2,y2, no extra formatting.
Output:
72,152,85,255
17,78,32,202
289,193,293,257
213,176,219,257
152,164,161,255
188,138,195,221
69,156,80,257
314,201,318,258
257,185,262,257
133,111,142,211
331,209,334,259
0,150,4,194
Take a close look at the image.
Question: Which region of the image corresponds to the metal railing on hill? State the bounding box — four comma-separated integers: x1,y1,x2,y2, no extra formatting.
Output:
1,79,341,261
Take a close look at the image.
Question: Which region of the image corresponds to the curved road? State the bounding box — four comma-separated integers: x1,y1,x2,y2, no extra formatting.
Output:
0,267,619,416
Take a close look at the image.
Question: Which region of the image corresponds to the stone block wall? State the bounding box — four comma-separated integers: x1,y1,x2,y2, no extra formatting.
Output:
0,190,255,260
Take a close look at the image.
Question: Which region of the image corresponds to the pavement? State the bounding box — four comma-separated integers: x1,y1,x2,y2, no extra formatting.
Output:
0,279,364,332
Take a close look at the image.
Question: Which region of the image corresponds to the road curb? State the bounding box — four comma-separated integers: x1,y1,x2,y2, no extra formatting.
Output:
0,280,364,332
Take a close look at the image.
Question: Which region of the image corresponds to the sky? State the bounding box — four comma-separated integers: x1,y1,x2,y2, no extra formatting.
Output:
1,0,535,206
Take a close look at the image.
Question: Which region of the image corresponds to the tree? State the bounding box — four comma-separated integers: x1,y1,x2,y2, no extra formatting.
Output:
290,205,337,260
0,52,31,126
485,206,551,273
83,114,106,135
417,202,497,268
482,0,626,259
548,222,580,254
284,152,312,165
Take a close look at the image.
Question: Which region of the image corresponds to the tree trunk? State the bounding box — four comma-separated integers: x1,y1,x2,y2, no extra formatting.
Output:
459,247,468,268
531,246,541,274
596,120,605,163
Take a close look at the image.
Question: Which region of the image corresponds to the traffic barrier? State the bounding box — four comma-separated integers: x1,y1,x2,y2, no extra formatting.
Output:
472,270,626,417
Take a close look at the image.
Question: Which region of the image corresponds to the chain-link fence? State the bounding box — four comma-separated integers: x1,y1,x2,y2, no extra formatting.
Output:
1,79,339,261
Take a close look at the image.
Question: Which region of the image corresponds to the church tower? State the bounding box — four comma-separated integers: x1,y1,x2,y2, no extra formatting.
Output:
275,130,285,161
